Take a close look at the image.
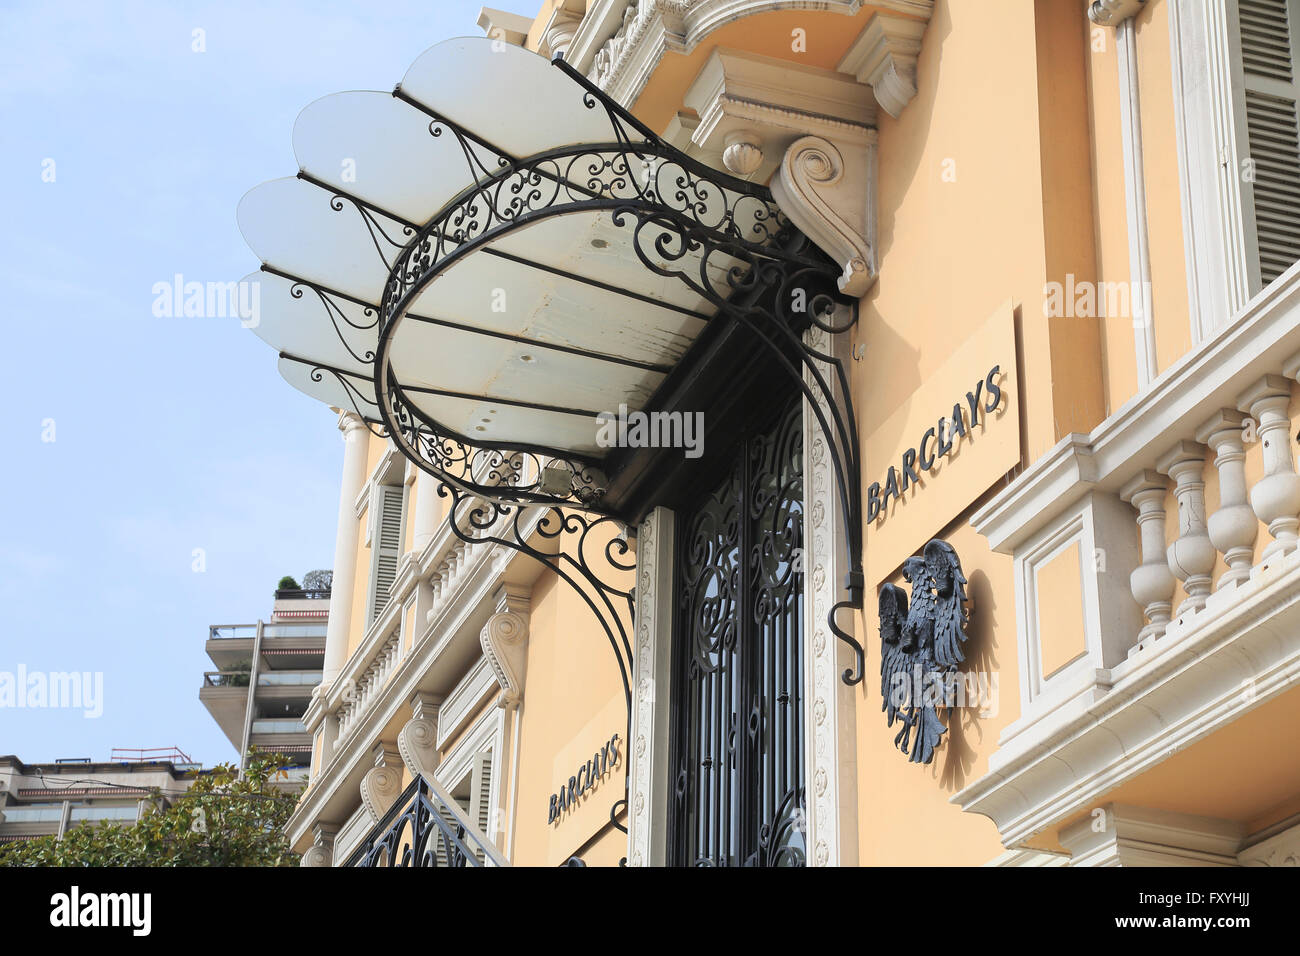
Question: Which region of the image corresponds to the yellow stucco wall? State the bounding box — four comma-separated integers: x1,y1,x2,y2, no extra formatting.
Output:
511,532,632,866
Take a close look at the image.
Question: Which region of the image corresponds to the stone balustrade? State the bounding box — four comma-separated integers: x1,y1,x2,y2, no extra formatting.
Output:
1119,366,1300,652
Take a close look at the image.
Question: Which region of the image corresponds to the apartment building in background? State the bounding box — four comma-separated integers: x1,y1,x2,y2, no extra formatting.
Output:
0,749,201,845
235,0,1300,866
199,579,330,786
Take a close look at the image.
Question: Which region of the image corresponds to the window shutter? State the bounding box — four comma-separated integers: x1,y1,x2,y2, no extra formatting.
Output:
433,799,466,867
1240,0,1300,283
369,484,404,624
473,752,494,863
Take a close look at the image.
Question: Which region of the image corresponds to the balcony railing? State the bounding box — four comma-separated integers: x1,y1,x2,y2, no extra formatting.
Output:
263,623,327,639
209,624,257,640
257,671,321,686
250,718,307,734
274,587,331,601
203,670,250,687
208,623,327,640
345,775,508,867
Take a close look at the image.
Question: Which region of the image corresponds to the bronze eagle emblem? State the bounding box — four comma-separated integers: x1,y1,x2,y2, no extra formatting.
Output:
878,539,970,764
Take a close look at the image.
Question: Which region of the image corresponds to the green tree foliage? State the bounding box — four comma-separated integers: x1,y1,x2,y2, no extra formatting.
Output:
0,751,300,867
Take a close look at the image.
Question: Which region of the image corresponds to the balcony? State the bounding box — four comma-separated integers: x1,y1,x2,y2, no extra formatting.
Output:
205,622,326,672
274,587,331,601
960,263,1300,853
250,718,307,735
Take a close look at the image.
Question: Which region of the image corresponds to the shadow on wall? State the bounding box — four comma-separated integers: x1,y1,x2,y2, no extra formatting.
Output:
937,565,1000,793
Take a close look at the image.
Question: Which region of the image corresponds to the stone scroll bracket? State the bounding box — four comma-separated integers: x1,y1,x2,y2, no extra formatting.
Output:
837,11,928,119
480,583,531,710
360,742,406,823
772,133,879,298
663,6,936,301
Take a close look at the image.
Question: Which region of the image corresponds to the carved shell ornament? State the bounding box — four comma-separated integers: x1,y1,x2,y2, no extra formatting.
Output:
877,539,971,765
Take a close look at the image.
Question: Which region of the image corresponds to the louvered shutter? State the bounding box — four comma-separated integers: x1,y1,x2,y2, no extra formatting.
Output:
433,799,466,867
471,752,494,864
369,484,404,624
1240,0,1300,283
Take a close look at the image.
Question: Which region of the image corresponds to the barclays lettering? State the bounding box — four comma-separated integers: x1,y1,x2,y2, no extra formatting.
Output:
547,733,621,824
867,365,1003,523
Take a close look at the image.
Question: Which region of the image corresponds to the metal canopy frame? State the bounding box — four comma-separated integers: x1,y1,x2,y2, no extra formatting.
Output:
266,52,869,857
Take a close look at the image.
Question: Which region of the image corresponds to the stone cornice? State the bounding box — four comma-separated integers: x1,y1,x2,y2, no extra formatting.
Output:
579,1,933,107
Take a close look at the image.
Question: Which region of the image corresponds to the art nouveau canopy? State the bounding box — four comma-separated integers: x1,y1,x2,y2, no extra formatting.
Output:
238,36,858,511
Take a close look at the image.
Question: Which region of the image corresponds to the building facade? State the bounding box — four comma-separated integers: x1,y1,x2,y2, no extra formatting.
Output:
0,750,200,846
242,0,1300,866
200,584,330,785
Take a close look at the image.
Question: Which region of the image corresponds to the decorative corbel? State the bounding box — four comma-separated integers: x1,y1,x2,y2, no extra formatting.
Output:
360,743,405,822
837,13,927,119
299,821,339,867
771,133,879,298
397,691,441,781
480,583,531,709
539,2,586,60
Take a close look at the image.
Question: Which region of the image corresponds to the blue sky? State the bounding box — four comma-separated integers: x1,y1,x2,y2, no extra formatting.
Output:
0,0,535,766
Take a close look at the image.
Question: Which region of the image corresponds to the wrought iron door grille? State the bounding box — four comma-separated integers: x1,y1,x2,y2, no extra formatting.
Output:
670,397,805,867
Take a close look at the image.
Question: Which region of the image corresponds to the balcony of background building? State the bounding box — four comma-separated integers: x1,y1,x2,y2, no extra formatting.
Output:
0,751,202,843
199,577,329,781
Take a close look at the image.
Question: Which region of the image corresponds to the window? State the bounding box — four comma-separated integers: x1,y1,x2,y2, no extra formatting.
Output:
1238,0,1300,284
436,750,496,865
367,483,406,626
1171,0,1300,336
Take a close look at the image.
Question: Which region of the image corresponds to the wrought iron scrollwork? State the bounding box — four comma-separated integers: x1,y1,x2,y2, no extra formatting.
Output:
878,540,971,765
347,775,505,867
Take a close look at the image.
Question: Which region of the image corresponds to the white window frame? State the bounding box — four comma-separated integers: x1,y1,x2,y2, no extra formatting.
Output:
436,705,505,848
1170,0,1300,339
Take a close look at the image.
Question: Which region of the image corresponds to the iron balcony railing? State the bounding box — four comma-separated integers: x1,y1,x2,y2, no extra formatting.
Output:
346,774,508,868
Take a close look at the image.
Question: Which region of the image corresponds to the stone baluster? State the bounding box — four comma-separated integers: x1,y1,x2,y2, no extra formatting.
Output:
1196,410,1258,590
1121,470,1176,644
1157,441,1215,617
1238,374,1300,562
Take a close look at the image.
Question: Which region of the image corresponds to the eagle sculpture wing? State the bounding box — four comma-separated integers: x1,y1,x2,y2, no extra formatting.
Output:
878,583,910,728
925,539,970,669
880,576,948,764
